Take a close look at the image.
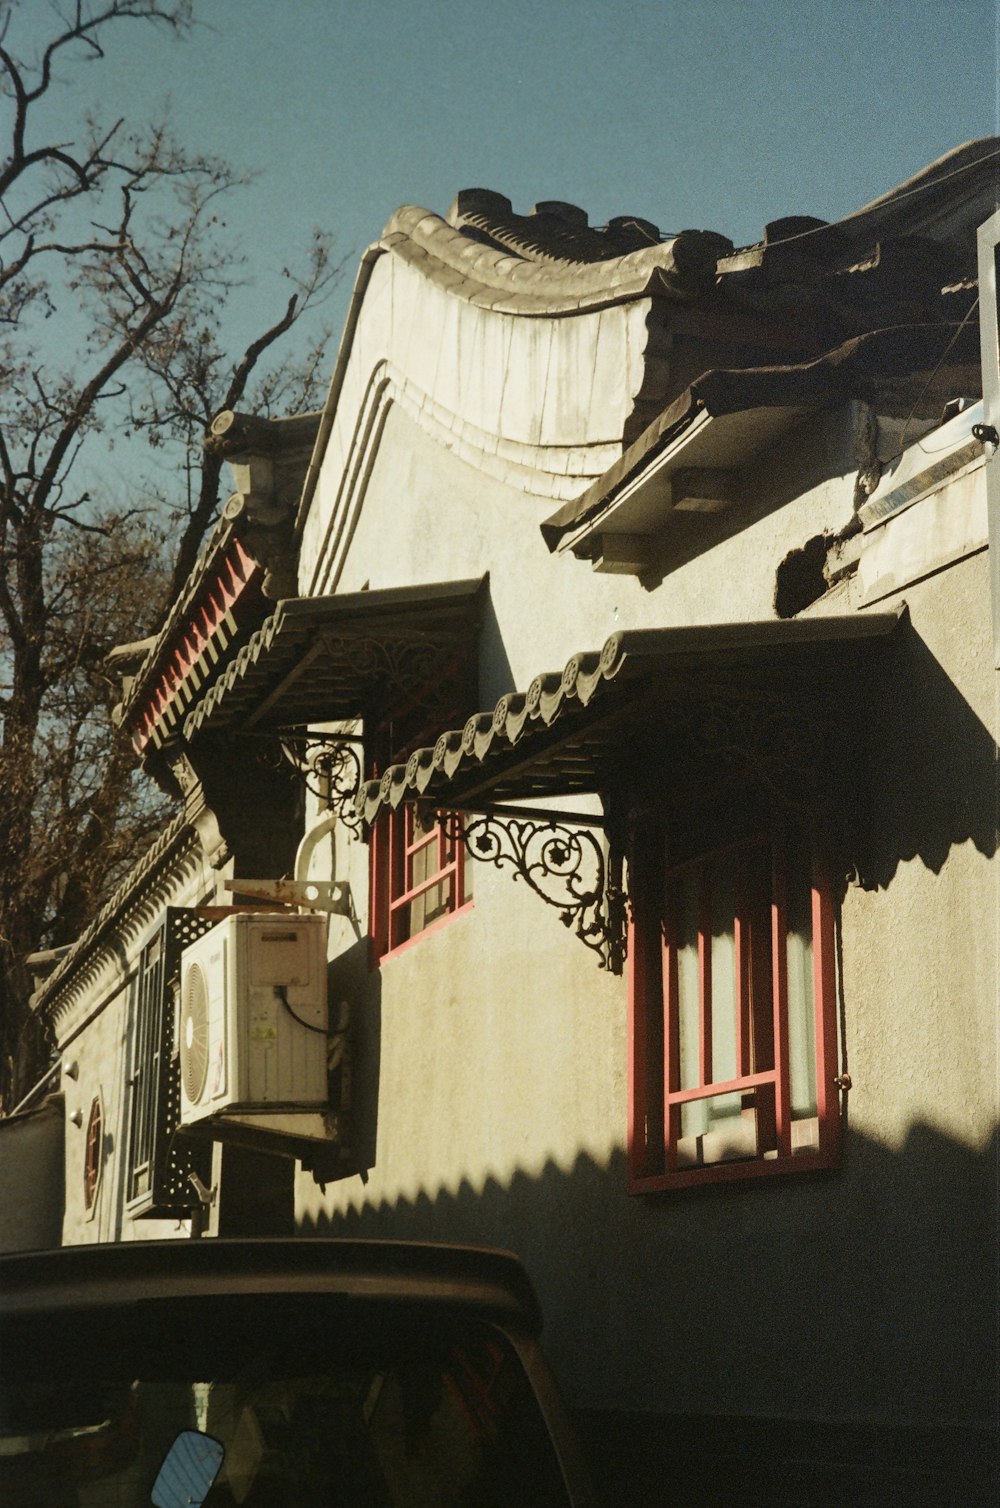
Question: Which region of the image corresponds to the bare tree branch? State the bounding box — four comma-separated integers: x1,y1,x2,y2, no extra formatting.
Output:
0,1,339,1108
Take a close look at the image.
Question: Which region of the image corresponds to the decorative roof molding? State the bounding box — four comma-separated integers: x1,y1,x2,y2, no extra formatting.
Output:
179,577,487,741
720,138,1000,285
30,812,206,1033
379,200,734,316
112,410,323,747
114,533,265,755
541,319,984,553
446,189,664,261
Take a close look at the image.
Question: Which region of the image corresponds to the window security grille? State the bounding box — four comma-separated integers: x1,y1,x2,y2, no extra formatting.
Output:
124,908,216,1216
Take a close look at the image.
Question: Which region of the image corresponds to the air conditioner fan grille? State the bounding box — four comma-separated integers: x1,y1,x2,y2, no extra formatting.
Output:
181,961,210,1105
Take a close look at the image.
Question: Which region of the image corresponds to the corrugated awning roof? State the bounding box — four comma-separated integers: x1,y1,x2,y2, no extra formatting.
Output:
356,610,905,823
182,577,487,740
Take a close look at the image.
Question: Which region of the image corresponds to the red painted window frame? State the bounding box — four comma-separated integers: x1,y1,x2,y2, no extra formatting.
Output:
370,805,471,962
627,826,840,1194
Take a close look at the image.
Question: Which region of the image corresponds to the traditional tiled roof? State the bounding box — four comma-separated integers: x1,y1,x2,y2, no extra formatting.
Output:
180,578,487,740
381,193,733,314
355,611,904,824
113,411,323,752
30,809,201,1018
541,318,984,551
719,137,1000,285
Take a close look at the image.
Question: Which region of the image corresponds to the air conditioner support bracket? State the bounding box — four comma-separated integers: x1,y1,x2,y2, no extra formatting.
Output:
223,877,352,914
178,1107,350,1160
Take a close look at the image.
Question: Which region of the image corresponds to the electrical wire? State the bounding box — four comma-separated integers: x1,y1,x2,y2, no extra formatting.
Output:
603,145,1000,252
899,296,981,453
275,985,330,1036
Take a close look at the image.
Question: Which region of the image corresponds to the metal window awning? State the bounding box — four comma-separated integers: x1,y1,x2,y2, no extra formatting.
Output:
356,609,905,824
181,577,487,740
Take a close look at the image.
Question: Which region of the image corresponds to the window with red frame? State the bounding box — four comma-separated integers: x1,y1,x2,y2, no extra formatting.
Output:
628,825,839,1193
371,805,471,959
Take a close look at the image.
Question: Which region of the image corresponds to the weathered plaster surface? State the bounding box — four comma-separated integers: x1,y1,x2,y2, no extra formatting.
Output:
859,463,988,606
842,549,997,1154
299,251,654,596
295,384,998,1431
325,402,860,697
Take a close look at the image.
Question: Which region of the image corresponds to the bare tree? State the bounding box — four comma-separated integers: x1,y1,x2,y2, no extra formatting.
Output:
0,2,340,1107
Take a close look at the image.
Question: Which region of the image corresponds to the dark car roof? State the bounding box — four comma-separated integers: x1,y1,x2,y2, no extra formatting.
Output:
0,1237,544,1334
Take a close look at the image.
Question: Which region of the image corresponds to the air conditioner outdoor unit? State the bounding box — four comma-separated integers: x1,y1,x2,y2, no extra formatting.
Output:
179,913,328,1131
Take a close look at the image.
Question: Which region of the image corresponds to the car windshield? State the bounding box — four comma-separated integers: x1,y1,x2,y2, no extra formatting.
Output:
0,1292,570,1506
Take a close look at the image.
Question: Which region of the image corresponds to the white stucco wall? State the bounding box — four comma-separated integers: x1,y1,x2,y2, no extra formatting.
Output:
36,222,997,1449
293,284,999,1435
317,400,860,695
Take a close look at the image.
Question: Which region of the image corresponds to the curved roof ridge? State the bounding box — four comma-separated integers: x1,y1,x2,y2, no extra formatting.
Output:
380,199,733,310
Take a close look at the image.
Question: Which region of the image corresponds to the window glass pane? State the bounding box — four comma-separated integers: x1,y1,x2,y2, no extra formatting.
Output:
678,1088,758,1167
672,870,701,1096
743,843,774,1075
709,860,737,1086
785,841,817,1118
408,828,450,932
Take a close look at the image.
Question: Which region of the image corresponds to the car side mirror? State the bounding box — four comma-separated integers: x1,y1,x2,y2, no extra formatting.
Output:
151,1430,224,1507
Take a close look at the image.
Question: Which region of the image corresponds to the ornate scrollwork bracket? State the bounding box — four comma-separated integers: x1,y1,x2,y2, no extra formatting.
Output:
276,734,366,836
441,810,627,974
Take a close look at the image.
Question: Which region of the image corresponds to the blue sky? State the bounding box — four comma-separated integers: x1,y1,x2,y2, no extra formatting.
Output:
8,0,1000,490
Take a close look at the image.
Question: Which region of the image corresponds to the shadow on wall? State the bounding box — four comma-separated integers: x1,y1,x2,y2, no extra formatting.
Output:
296,936,382,1193
301,1120,999,1506
478,587,515,706
851,622,997,890
328,936,381,1178
633,410,856,595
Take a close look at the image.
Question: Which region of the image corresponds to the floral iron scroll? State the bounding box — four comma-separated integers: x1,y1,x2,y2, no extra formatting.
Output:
440,811,626,973
277,735,366,836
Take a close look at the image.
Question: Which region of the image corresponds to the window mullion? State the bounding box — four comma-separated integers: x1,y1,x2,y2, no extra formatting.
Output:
453,826,465,907
698,866,712,1089
370,812,388,958
770,844,793,1158
669,1068,776,1104
735,854,751,1078
390,856,462,909
388,809,406,950
811,856,840,1160
627,881,663,1181
663,891,681,1173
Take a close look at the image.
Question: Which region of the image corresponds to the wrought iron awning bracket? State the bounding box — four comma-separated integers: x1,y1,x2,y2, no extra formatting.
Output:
436,799,607,828
325,629,471,714
438,804,627,974
274,733,365,835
